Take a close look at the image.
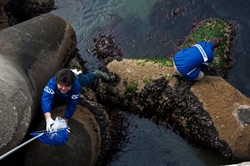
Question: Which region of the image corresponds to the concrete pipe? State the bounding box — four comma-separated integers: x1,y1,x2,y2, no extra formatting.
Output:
0,13,77,155
25,105,101,166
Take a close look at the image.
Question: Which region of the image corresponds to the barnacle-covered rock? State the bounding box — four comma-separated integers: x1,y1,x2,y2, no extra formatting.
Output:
92,18,250,162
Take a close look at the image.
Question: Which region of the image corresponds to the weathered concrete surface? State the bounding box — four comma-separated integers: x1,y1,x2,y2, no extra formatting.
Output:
192,76,250,161
25,105,101,166
95,58,250,161
0,13,76,156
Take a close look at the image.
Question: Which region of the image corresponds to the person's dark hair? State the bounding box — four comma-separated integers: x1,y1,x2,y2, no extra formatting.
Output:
210,37,220,49
55,68,75,86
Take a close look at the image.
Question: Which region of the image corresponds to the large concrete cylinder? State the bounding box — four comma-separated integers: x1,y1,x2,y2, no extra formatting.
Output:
0,13,77,156
25,105,101,166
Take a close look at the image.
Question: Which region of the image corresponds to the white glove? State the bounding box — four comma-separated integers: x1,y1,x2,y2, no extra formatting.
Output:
46,117,54,132
71,69,82,75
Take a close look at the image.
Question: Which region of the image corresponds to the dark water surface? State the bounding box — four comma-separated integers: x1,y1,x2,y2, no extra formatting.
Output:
49,0,250,166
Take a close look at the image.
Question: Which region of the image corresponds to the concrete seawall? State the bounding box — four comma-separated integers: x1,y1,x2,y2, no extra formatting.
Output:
0,13,77,156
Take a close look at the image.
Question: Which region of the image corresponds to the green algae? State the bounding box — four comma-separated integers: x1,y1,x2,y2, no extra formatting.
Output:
124,81,138,98
178,18,232,78
131,18,232,78
143,77,152,84
134,58,173,67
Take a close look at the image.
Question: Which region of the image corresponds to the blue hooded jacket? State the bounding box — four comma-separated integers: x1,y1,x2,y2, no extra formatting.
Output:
41,75,81,119
173,41,214,81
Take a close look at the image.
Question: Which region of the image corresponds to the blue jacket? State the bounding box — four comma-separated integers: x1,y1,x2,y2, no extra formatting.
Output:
41,75,81,119
173,41,214,81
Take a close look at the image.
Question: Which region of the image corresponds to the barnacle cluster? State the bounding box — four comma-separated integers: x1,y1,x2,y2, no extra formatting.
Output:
92,34,123,63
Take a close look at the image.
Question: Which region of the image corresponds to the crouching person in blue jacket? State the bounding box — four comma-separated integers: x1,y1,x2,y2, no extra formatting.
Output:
41,68,109,132
173,38,220,81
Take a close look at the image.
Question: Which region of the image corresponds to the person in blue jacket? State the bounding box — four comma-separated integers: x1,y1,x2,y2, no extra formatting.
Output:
173,38,220,81
41,68,109,131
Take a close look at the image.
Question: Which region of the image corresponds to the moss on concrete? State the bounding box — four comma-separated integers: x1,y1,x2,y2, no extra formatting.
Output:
134,58,173,67
176,18,234,78
124,81,138,98
130,18,233,79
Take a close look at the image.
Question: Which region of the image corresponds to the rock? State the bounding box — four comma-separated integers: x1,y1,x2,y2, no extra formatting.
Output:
0,0,10,30
95,57,250,160
90,17,247,161
22,0,55,18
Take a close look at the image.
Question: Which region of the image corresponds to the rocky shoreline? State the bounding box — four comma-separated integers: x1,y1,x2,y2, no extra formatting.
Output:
1,0,250,165
83,18,249,162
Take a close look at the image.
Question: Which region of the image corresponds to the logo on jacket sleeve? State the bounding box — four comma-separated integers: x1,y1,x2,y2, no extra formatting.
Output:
71,94,80,99
44,86,55,95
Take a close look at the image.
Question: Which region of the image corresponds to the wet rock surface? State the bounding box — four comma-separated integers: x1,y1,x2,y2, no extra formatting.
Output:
2,0,55,28
0,0,10,30
77,94,129,166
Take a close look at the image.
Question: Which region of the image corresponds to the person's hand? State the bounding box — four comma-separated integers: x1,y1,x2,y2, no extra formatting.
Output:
46,117,54,132
93,70,110,81
63,117,68,123
71,69,82,75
